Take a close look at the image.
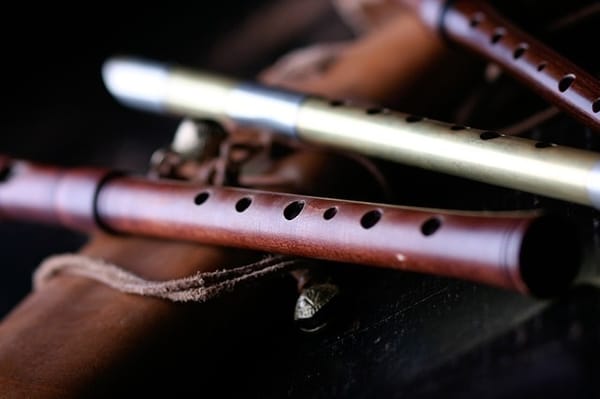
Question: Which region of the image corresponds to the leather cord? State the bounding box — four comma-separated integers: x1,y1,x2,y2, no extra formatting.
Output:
34,254,304,303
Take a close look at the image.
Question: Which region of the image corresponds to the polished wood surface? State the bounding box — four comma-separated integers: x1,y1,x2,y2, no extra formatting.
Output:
409,0,600,132
0,158,581,295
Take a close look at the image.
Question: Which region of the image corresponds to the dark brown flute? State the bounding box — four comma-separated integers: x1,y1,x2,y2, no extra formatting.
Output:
405,0,600,131
0,156,581,297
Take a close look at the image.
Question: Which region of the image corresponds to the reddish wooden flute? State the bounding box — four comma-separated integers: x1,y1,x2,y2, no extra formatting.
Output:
0,156,581,297
403,0,600,131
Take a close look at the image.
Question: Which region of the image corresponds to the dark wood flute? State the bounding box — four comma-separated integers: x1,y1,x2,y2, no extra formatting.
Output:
403,0,600,131
0,156,581,297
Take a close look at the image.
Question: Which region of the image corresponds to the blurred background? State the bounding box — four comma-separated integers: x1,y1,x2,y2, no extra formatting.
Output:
1,1,600,397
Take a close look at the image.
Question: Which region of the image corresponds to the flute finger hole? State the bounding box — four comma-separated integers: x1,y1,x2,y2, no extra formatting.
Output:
480,131,501,140
513,43,528,59
558,74,576,92
194,192,210,205
593,98,600,113
469,12,484,28
537,62,547,72
421,217,442,236
329,100,345,107
491,27,505,44
366,107,385,115
284,201,304,220
360,210,382,229
535,142,556,149
450,125,466,131
406,115,423,123
235,197,252,213
323,207,338,220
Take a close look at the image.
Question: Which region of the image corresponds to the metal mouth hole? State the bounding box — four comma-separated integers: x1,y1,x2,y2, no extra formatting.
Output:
235,197,252,213
284,201,305,220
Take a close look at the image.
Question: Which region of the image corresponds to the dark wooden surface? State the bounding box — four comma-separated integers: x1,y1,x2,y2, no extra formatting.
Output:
0,1,599,397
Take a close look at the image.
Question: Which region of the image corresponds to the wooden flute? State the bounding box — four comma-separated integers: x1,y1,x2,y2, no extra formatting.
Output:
0,156,581,296
401,0,600,131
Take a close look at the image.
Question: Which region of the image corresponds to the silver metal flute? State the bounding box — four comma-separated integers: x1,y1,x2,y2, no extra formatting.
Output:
102,56,600,210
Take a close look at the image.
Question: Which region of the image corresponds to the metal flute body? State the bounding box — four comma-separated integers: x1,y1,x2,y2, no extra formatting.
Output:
0,157,582,297
103,58,600,210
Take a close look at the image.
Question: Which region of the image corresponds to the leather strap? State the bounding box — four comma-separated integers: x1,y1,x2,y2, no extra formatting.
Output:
35,254,304,303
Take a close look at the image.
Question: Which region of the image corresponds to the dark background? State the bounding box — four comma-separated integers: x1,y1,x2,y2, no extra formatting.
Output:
1,1,600,397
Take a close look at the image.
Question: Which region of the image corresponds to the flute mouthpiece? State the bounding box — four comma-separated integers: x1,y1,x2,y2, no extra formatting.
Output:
102,56,169,112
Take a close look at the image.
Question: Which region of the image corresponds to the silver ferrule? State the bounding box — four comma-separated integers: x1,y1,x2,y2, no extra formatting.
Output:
587,162,600,209
226,84,306,137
